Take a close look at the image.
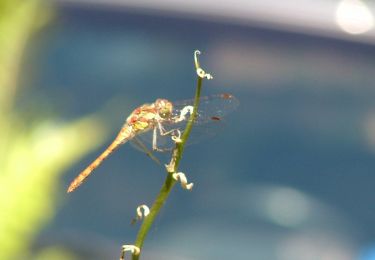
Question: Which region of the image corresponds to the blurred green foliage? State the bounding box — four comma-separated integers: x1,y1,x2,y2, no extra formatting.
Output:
0,1,108,258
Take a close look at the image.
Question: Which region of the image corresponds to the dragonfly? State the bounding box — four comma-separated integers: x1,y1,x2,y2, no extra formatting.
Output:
67,93,238,193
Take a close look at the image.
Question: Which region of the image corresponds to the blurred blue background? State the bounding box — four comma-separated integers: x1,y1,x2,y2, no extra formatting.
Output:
3,0,375,259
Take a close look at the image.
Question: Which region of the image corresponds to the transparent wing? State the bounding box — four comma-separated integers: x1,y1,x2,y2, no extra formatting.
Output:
131,136,161,164
172,93,239,125
130,93,239,152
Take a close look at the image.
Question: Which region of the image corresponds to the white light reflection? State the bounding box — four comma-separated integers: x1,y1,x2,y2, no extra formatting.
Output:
335,0,374,34
277,232,355,260
263,187,310,227
175,181,359,259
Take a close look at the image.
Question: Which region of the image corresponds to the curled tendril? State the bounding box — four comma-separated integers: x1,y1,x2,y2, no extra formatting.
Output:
175,105,194,122
172,172,194,190
194,50,213,80
171,105,194,143
136,204,150,220
120,245,140,260
171,129,182,143
171,135,182,143
194,50,201,68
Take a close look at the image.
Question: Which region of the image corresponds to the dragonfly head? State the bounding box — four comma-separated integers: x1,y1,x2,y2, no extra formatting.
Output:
155,99,173,120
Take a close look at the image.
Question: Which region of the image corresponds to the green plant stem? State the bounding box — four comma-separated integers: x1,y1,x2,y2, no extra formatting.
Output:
132,76,203,260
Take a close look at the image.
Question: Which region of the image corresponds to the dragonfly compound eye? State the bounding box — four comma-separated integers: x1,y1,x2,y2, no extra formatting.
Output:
155,99,173,119
159,109,171,119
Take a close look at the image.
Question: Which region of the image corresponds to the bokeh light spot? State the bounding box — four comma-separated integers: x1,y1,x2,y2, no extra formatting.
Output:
335,0,374,34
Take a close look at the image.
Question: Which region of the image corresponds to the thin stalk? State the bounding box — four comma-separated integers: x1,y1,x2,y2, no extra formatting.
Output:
131,76,203,260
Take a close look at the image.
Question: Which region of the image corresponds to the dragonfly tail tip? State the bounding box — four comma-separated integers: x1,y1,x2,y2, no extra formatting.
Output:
67,185,75,193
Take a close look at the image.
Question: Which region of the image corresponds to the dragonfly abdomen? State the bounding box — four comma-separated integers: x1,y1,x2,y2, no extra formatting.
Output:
67,126,135,193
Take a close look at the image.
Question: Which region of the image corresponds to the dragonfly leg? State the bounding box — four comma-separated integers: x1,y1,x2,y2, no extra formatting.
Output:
152,126,171,152
157,121,178,136
152,122,181,152
152,127,158,151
